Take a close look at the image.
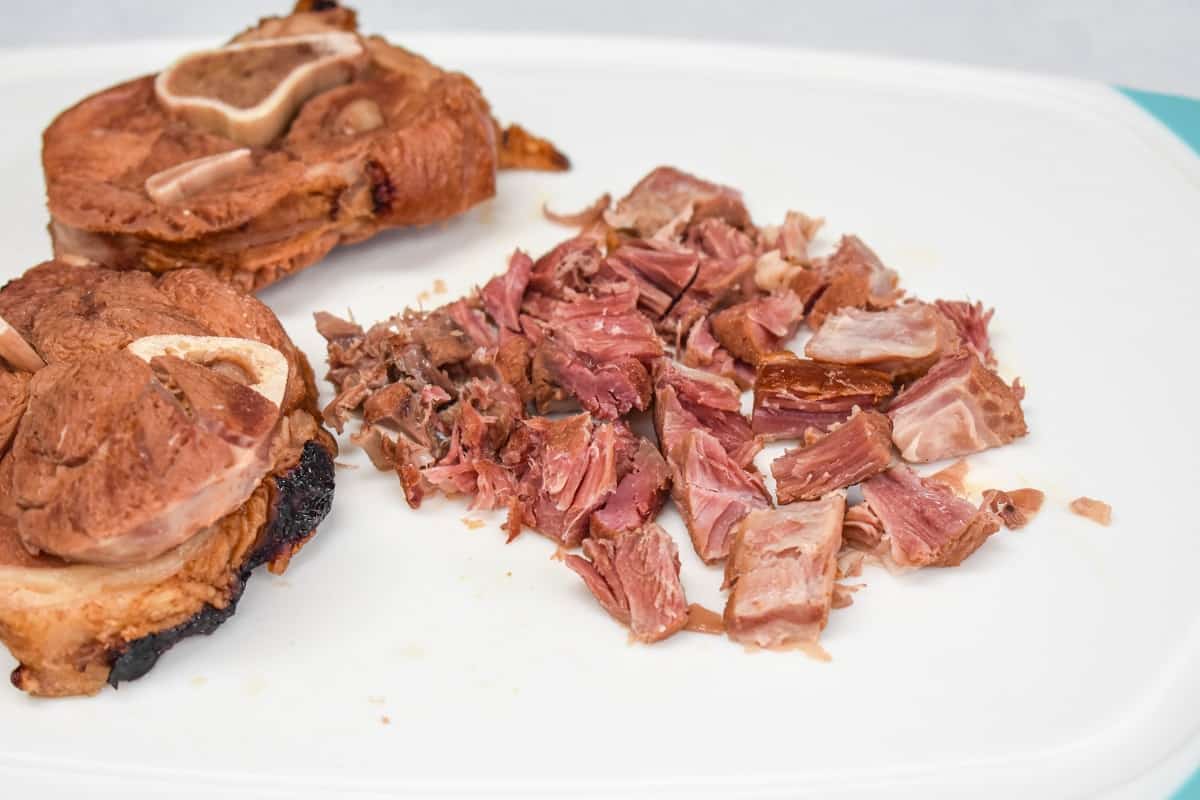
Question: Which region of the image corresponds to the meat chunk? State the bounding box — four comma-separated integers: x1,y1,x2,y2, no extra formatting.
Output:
771,410,894,504
983,488,1045,530
659,251,757,344
481,250,532,333
669,428,772,563
934,300,996,368
752,352,894,441
680,316,755,390
531,335,651,420
805,302,959,380
709,290,805,366
722,494,845,652
803,235,902,328
887,351,1027,463
605,166,751,239
502,413,620,546
564,523,688,643
604,244,698,317
859,466,1001,569
654,360,758,468
1069,496,1112,526
590,439,672,538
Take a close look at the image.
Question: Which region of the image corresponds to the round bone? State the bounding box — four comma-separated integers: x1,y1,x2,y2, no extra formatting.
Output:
126,335,288,408
154,31,366,147
0,313,45,372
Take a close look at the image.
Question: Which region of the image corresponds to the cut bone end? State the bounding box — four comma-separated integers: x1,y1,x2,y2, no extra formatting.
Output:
155,31,366,147
0,314,45,373
335,98,383,135
145,149,253,205
125,335,288,408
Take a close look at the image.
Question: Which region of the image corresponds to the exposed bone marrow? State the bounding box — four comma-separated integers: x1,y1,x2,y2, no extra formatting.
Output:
126,335,288,408
155,32,366,146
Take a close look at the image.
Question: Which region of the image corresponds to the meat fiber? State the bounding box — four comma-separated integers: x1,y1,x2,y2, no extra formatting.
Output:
887,351,1027,463
752,352,895,440
604,243,698,317
564,523,688,643
859,466,1001,569
680,316,756,390
590,439,672,538
709,290,805,366
530,334,651,420
669,428,772,564
654,360,759,468
805,302,960,380
604,166,751,239
723,494,845,652
934,300,996,368
771,410,894,504
481,250,533,333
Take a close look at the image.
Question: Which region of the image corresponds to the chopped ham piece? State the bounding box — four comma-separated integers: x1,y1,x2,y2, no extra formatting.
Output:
934,300,996,368
929,459,969,495
752,352,894,441
654,360,759,468
859,466,1001,569
564,523,688,643
1069,496,1111,526
777,211,824,264
722,494,845,651
685,218,757,260
806,235,902,325
543,193,611,228
983,488,1044,529
481,250,532,332
754,250,803,293
604,166,751,239
684,604,726,634
590,439,672,538
887,351,1027,463
660,250,757,343
709,290,805,366
805,302,959,380
771,409,894,504
670,428,772,564
604,243,699,317
680,316,756,390
527,237,605,298
841,503,885,552
502,413,620,546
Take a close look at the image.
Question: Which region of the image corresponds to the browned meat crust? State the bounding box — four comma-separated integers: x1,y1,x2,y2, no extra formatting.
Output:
42,3,566,291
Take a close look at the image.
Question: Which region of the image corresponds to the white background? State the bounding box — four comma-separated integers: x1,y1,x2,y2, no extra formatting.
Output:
5,0,1199,97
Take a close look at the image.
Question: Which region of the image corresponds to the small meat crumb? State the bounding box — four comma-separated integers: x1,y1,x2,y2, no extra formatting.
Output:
1070,497,1112,526
433,279,448,294
380,715,391,725
461,517,486,530
929,459,969,495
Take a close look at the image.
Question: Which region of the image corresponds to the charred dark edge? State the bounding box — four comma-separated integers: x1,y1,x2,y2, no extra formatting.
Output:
105,440,335,688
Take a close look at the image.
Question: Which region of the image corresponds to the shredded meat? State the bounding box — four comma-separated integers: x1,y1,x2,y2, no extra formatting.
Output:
934,300,996,368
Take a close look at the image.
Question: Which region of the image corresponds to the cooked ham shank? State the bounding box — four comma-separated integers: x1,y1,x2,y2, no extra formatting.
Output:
771,410,894,504
752,352,894,440
0,261,335,696
805,302,959,380
723,494,845,651
887,351,1027,463
43,2,566,291
858,466,1001,570
564,523,688,643
668,428,772,564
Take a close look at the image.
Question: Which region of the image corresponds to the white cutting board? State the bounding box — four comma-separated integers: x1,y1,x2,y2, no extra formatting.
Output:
0,34,1198,799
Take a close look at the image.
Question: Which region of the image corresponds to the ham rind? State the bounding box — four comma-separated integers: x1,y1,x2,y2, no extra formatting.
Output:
653,360,759,468
502,413,620,546
604,166,751,239
887,351,1027,463
934,299,996,368
481,250,533,332
590,439,672,538
670,428,772,564
722,494,845,651
564,523,688,643
860,465,1001,569
709,290,805,366
771,410,894,504
805,302,959,380
752,353,894,441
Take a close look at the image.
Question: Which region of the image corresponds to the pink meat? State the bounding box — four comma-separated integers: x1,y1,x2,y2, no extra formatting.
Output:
590,439,672,538
771,410,894,504
860,465,1001,569
751,354,895,441
934,300,996,368
605,243,699,317
805,302,960,380
722,494,845,650
709,290,805,366
680,316,756,390
604,166,751,239
532,336,651,419
685,218,757,260
653,361,759,468
481,250,533,332
777,210,823,264
887,351,1027,463
564,523,688,643
669,428,772,564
